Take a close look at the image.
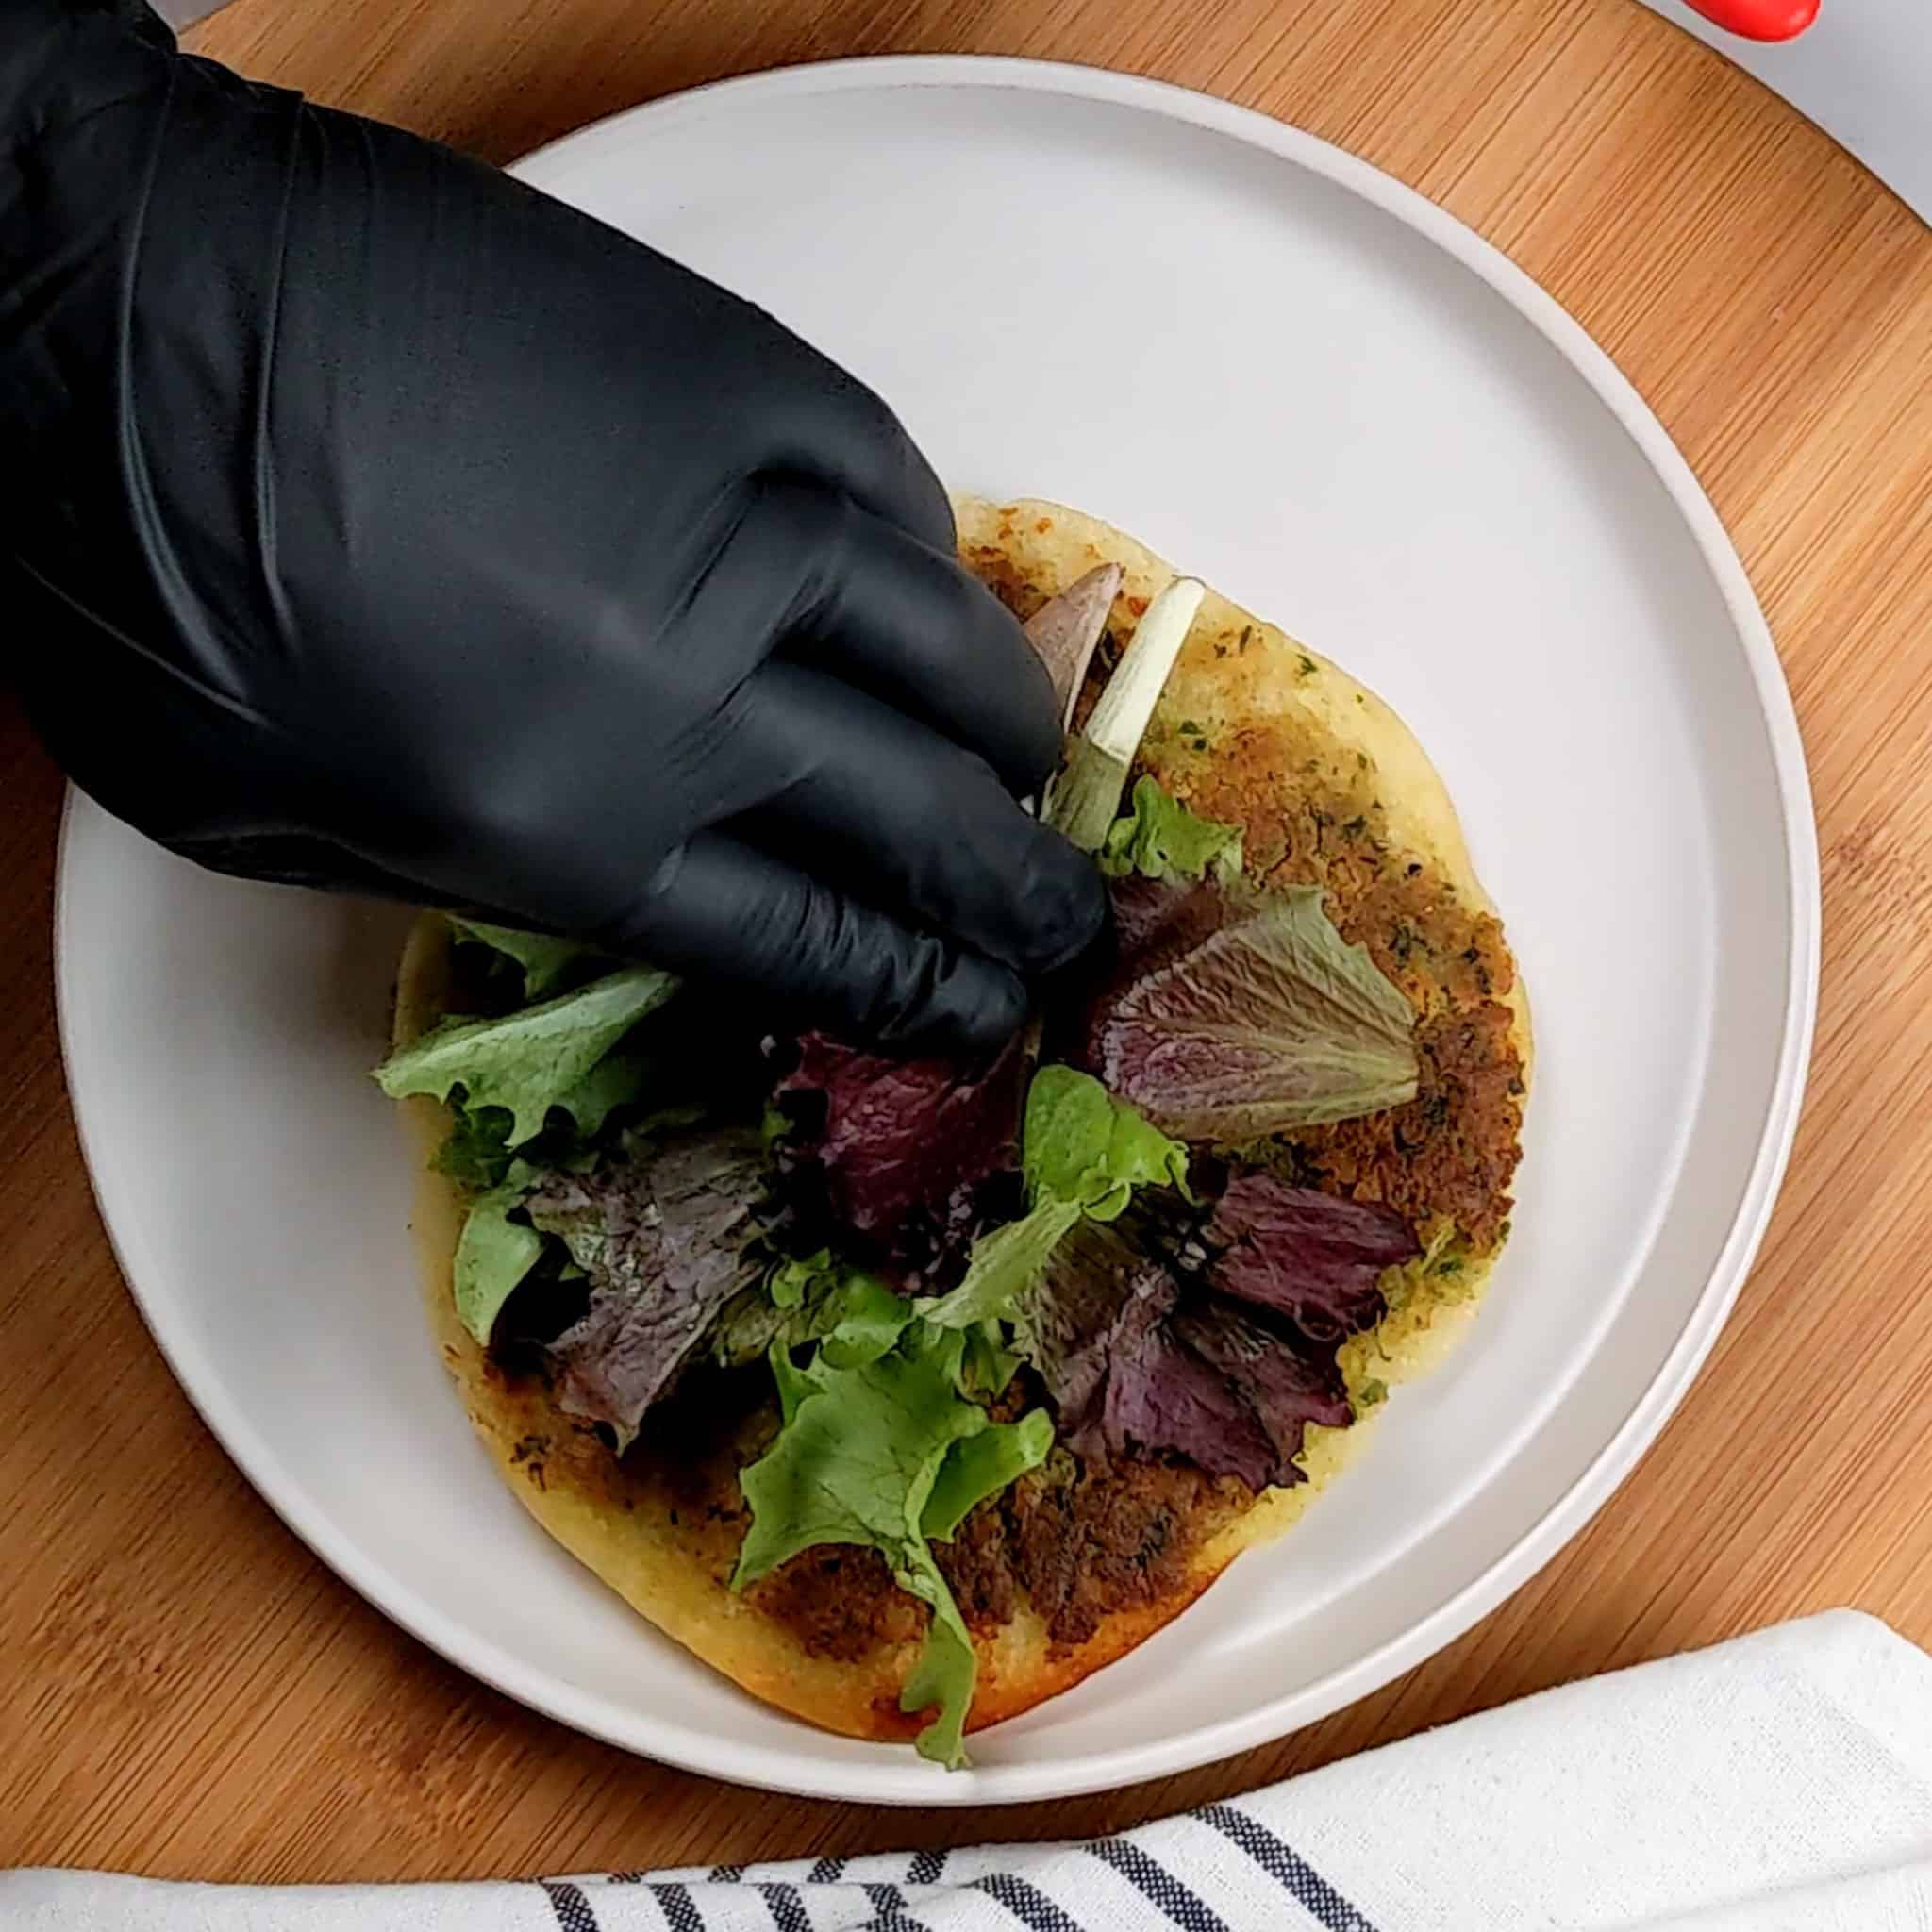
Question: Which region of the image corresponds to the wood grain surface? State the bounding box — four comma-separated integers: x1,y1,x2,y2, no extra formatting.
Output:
6,0,1931,1885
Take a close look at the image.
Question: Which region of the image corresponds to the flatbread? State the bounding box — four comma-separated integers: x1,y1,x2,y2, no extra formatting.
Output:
391,496,1531,1744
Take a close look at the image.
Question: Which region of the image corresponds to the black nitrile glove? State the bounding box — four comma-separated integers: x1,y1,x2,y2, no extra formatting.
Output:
0,3,1103,1052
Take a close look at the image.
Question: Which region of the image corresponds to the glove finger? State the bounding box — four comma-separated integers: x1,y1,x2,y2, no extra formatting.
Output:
746,344,958,557
610,831,1030,1054
723,659,1106,978
693,478,1062,797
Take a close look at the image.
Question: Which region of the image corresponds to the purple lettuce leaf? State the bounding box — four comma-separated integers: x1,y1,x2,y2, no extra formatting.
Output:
774,1029,1027,1248
1023,562,1123,729
525,1128,768,1449
1079,879,1420,1142
1168,1298,1353,1485
1023,1217,1177,1444
1094,1310,1284,1489
1102,874,1228,974
1207,1173,1419,1342
1014,1190,1399,1491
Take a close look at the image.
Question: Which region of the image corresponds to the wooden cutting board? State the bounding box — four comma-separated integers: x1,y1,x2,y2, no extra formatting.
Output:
5,0,1932,1883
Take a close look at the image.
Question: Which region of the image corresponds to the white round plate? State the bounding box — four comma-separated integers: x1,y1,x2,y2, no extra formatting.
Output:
57,58,1817,1804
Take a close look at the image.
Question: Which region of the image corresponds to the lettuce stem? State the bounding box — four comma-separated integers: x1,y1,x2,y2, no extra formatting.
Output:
1045,576,1205,852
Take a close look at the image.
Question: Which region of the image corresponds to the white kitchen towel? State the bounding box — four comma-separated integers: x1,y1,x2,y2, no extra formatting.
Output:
7,1610,1932,1930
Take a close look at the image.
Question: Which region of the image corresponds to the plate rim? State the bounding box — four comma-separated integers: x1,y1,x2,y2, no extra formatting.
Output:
56,53,1821,1806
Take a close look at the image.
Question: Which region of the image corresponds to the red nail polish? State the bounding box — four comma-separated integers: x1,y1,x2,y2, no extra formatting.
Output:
1679,0,1820,41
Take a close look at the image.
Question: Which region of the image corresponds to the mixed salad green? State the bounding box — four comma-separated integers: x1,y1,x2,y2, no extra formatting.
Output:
375,578,1424,1766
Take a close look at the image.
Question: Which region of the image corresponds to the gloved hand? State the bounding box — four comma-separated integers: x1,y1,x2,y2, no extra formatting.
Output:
0,2,1103,1052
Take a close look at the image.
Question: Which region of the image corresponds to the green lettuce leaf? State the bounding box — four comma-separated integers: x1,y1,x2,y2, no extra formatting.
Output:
819,1275,917,1371
433,1102,516,1191
436,1079,642,1194
922,1407,1052,1541
767,1251,824,1310
559,1046,658,1140
1098,775,1242,883
452,1158,546,1343
375,966,678,1145
707,1287,791,1370
708,1251,913,1372
894,1605,978,1772
446,918,605,998
1022,1065,1190,1220
917,1200,1083,1332
961,1322,1020,1398
769,1339,819,1424
732,1327,1051,1767
918,1072,1185,1336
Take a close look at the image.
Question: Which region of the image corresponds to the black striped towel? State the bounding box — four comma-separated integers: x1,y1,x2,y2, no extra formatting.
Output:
6,1612,1930,1930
